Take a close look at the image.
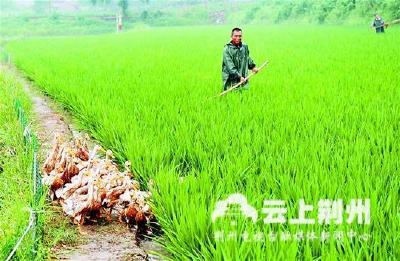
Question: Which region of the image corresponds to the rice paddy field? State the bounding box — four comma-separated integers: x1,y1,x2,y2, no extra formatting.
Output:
5,26,400,259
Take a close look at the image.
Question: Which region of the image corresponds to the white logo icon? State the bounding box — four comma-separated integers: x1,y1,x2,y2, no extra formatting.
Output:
212,193,258,225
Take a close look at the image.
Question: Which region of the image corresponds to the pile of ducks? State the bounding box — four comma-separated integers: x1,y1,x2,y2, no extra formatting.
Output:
42,134,153,233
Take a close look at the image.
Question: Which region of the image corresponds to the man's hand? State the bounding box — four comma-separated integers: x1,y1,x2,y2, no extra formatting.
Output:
252,67,259,74
240,77,246,83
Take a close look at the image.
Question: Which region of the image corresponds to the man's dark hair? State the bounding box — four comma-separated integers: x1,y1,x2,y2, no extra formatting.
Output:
231,27,242,36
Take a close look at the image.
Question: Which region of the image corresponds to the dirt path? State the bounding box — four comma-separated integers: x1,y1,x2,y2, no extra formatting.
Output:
53,224,148,261
6,64,164,260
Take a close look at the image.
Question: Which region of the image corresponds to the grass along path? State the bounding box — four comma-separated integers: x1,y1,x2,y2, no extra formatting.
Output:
0,64,37,260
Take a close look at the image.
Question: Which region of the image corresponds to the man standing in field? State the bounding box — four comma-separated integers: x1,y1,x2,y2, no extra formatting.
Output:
371,14,385,33
222,28,259,91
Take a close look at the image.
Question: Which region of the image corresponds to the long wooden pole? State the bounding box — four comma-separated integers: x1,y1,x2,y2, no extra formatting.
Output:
385,19,400,28
219,60,269,97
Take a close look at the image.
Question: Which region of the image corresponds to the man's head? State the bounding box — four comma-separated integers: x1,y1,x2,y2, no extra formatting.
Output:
231,27,242,46
375,14,381,20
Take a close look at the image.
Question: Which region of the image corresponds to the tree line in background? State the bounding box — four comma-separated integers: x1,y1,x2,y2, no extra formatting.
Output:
263,0,400,23
1,0,399,25
80,0,400,24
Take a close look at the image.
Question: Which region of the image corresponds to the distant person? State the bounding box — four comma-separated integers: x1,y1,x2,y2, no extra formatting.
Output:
221,28,259,92
371,14,385,33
